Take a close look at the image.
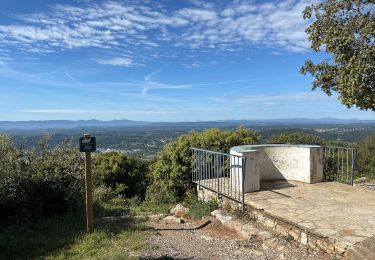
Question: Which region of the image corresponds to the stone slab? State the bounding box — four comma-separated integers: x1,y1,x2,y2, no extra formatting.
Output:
245,181,375,249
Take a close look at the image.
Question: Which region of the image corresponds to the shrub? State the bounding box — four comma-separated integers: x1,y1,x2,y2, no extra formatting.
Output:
356,134,375,180
144,182,177,205
94,152,148,199
146,127,260,203
93,186,117,203
267,132,324,145
0,135,85,223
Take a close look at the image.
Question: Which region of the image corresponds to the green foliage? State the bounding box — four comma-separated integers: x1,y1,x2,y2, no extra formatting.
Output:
0,134,85,223
94,152,149,198
301,0,375,110
182,192,218,220
146,127,260,203
93,186,117,204
267,132,324,145
356,133,375,180
144,181,177,205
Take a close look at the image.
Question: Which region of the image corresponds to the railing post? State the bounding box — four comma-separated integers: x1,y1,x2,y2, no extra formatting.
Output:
351,149,355,186
242,157,246,210
198,150,201,190
216,154,220,199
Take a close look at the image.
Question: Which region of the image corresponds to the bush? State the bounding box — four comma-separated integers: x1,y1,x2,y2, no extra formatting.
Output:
93,186,117,203
144,181,177,205
267,132,324,145
0,135,85,223
94,152,148,199
146,127,260,204
356,134,375,180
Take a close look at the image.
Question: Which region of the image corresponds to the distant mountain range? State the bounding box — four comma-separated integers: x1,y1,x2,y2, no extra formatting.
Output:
1,118,375,130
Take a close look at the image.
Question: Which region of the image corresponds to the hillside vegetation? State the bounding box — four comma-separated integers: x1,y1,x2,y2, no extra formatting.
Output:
0,127,374,258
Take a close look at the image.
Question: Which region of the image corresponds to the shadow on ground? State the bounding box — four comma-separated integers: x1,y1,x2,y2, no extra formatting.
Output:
0,201,141,259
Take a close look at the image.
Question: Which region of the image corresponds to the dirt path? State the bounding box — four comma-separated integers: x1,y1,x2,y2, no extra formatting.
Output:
137,216,336,260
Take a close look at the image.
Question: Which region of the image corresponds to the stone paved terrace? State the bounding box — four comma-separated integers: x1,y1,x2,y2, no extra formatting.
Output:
244,180,375,250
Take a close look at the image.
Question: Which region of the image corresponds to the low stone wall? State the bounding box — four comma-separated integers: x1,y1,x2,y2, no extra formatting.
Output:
230,144,324,192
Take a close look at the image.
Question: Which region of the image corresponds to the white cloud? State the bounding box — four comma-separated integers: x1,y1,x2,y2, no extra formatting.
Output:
176,8,218,22
96,57,133,66
0,0,313,59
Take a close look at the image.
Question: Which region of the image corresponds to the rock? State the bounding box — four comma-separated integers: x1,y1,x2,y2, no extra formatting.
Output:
239,223,261,239
211,209,233,224
334,245,346,254
170,204,189,217
300,232,308,245
265,219,277,229
275,224,290,236
288,230,299,241
162,216,183,224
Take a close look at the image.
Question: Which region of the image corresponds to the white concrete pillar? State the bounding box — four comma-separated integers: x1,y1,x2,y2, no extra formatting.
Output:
230,149,260,193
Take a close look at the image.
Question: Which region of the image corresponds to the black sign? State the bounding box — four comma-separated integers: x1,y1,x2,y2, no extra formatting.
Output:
79,136,96,152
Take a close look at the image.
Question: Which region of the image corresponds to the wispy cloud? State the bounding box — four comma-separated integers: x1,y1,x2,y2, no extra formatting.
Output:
96,57,134,66
0,0,313,62
64,71,82,85
144,69,162,81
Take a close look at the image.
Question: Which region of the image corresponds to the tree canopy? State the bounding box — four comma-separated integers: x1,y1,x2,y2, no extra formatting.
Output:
301,0,375,110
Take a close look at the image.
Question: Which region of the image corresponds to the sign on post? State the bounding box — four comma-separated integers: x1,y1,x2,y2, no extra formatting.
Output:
80,133,95,233
79,136,96,152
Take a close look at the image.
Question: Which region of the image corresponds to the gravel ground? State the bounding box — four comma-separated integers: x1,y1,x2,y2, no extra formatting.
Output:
137,216,338,260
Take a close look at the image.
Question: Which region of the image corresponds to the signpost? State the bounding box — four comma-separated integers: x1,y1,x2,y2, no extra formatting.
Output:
79,134,96,233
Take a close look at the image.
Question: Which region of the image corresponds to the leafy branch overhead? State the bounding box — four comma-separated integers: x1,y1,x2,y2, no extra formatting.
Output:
301,0,375,110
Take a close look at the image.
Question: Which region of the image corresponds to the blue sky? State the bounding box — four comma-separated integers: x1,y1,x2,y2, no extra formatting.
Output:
0,0,374,122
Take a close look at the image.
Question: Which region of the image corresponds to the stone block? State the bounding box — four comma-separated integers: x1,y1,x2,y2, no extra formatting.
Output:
300,232,308,245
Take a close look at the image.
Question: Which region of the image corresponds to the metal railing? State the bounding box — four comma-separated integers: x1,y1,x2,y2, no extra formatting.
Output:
323,146,356,185
191,148,247,209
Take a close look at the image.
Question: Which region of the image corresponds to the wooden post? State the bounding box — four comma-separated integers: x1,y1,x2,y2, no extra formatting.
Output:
84,135,94,233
